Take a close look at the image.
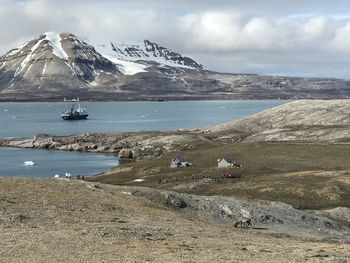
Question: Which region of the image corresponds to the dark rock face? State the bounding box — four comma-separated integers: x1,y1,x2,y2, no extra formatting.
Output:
111,40,205,70
142,40,205,70
59,33,120,83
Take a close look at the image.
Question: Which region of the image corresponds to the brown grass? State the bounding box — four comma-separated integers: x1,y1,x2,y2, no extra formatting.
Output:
90,142,350,209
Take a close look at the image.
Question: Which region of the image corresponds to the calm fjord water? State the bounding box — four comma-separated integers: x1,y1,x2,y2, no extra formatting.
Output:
0,100,287,138
0,100,287,177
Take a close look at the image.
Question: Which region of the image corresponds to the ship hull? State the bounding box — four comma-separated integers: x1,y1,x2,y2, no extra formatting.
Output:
61,114,88,120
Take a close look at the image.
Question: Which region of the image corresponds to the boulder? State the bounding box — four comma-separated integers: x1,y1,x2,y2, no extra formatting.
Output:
166,193,187,209
118,148,133,158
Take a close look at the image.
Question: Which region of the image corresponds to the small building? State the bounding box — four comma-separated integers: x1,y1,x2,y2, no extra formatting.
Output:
217,156,241,168
170,156,192,168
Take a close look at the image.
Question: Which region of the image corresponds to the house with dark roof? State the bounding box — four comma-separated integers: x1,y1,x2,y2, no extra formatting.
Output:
170,156,192,168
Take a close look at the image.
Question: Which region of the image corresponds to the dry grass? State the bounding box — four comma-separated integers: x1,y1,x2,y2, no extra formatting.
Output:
0,178,349,262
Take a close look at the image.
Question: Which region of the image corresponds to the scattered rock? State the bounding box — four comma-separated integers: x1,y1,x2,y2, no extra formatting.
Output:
13,213,30,223
166,193,187,209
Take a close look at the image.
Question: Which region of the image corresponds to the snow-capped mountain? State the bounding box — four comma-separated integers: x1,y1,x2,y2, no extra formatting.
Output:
95,40,205,75
0,32,208,97
0,32,122,94
1,32,349,101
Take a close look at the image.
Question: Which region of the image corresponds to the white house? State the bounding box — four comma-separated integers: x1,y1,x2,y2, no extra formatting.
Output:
217,156,241,168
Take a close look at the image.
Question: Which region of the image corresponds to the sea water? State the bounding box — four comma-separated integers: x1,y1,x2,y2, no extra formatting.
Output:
0,100,287,138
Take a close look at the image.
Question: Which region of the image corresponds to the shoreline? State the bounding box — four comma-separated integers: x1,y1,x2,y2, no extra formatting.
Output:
0,97,294,103
1,95,348,102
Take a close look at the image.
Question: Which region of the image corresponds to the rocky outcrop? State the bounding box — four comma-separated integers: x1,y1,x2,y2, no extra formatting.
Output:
113,184,350,240
118,148,133,159
0,131,195,160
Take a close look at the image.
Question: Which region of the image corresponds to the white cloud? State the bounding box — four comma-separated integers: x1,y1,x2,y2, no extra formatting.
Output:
1,0,350,77
331,21,350,52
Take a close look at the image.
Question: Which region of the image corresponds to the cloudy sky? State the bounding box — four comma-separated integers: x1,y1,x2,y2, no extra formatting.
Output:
2,0,350,78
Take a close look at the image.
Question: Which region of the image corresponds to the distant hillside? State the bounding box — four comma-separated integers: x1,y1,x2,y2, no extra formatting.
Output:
0,32,350,101
204,100,350,142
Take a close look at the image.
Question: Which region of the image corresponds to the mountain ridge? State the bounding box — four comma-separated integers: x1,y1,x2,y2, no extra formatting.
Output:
1,32,350,101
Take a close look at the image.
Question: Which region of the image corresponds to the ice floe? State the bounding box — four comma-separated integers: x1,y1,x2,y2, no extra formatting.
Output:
133,179,145,182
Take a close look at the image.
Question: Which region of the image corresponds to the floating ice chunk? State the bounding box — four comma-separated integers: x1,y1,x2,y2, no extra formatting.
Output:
3,109,8,112
54,174,60,178
133,179,145,182
24,161,35,166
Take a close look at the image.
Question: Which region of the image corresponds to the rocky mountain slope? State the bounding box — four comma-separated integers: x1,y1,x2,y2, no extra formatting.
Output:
1,32,350,101
96,39,205,73
0,32,120,95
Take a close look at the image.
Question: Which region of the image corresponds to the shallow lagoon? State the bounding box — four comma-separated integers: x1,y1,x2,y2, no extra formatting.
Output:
0,147,118,178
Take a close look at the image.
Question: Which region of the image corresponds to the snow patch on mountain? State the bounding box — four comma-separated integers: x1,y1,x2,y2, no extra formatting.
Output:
0,60,6,70
41,62,47,76
110,41,204,70
14,38,45,78
101,53,147,75
44,32,88,77
45,32,69,60
94,40,204,75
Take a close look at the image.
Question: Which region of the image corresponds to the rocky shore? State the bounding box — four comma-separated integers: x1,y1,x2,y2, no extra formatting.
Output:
0,131,200,160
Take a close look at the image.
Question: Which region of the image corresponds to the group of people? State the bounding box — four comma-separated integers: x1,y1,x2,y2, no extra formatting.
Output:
54,173,85,180
158,174,211,184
